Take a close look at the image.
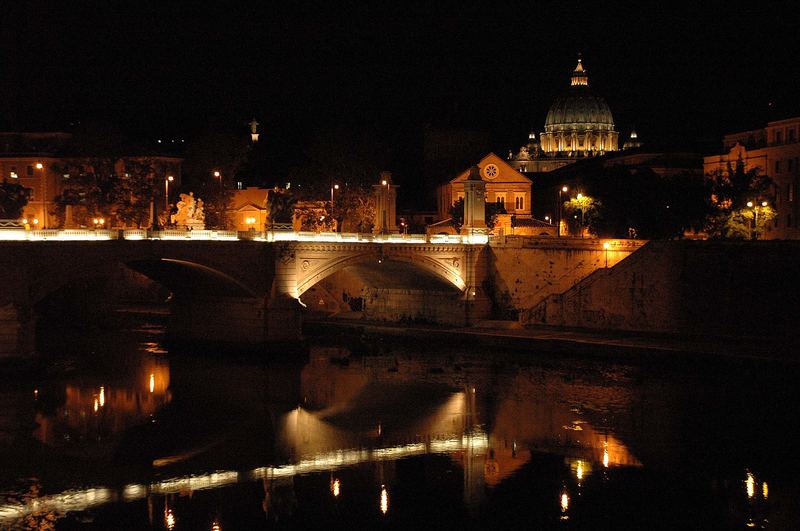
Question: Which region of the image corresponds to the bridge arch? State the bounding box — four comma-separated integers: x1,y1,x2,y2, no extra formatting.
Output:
293,247,467,298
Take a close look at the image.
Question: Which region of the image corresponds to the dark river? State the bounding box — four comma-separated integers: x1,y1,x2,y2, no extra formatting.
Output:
1,320,798,530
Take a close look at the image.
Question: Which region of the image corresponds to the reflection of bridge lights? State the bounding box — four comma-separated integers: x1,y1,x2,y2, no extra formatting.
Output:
576,460,584,480
99,387,105,408
762,481,768,499
165,508,176,530
380,485,389,514
560,490,569,520
746,472,755,499
93,398,99,413
602,444,609,468
149,373,155,393
211,520,221,531
331,478,340,497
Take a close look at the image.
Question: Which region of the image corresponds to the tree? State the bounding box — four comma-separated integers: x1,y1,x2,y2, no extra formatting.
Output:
52,158,118,227
448,198,464,233
332,184,375,232
0,179,30,219
563,194,600,236
485,201,506,230
705,159,774,239
267,189,297,228
111,158,161,228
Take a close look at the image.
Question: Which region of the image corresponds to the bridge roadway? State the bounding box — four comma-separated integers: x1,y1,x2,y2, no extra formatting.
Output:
0,230,491,357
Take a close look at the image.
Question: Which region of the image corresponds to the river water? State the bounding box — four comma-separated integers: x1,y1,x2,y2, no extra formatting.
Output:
0,320,798,529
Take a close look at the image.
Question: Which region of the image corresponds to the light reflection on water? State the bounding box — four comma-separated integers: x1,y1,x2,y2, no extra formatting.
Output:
0,326,797,528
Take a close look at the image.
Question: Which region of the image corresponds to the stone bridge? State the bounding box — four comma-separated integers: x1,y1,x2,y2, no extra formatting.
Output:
0,238,489,357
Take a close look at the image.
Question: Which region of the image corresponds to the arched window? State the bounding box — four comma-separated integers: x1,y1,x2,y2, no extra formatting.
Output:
515,196,524,210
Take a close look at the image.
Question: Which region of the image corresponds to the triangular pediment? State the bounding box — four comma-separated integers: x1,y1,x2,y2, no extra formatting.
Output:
450,153,532,184
234,202,267,212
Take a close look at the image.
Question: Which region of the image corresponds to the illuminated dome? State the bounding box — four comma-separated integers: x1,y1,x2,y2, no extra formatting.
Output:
540,57,619,155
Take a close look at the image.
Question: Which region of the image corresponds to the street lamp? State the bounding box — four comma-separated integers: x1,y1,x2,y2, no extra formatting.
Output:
576,193,585,238
92,217,105,230
213,170,222,189
165,175,174,214
746,200,769,240
381,179,390,234
557,185,568,237
35,163,47,228
603,241,610,267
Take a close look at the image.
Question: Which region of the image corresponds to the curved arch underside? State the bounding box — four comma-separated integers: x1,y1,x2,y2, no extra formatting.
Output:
295,253,465,297
126,258,257,298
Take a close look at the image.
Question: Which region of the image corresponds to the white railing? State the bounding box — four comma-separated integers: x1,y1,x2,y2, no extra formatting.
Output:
0,228,488,245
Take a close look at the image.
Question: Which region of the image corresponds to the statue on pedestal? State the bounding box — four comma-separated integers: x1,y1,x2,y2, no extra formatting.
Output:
170,192,206,230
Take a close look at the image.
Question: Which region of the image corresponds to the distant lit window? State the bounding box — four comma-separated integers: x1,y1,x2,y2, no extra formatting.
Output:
237,181,243,190
9,171,18,179
62,174,70,180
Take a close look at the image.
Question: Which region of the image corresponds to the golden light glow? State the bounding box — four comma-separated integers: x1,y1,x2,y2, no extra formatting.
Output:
212,521,221,531
577,193,583,200
747,201,754,208
576,460,584,480
602,444,609,468
331,478,340,497
213,171,220,177
603,242,610,250
562,186,568,192
33,218,39,225
149,373,155,393
99,386,105,407
93,398,99,413
560,490,569,519
746,472,755,499
165,508,176,530
167,175,174,182
35,163,43,169
381,180,387,186
380,485,389,514
762,481,768,499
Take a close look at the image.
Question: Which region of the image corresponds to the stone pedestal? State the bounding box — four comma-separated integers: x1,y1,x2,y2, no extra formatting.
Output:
373,171,399,234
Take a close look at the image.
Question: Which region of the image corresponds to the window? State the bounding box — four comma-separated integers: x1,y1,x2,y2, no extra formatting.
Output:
26,165,33,176
790,129,796,143
788,214,793,228
775,160,782,174
515,196,524,210
789,183,795,202
495,194,506,205
776,131,783,144
790,159,794,173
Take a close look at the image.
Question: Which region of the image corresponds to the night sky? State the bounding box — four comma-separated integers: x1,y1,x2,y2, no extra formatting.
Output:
3,2,799,180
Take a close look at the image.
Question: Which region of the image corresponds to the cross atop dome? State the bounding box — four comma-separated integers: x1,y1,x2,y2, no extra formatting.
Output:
571,55,588,86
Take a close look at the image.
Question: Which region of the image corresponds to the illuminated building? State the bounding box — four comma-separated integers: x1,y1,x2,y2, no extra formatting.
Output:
0,132,182,228
433,153,543,235
704,116,800,239
507,57,626,176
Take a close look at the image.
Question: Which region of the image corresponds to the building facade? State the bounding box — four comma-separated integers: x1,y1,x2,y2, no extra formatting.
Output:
0,132,182,228
704,116,800,239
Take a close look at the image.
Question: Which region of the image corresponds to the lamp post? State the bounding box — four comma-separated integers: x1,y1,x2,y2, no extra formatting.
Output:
603,241,610,267
213,171,222,190
557,185,567,237
746,200,769,240
36,163,46,228
381,179,389,235
330,184,339,230
165,175,174,215
577,193,585,238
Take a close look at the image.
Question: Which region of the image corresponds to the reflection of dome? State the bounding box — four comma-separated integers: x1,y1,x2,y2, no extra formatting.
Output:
540,57,619,155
